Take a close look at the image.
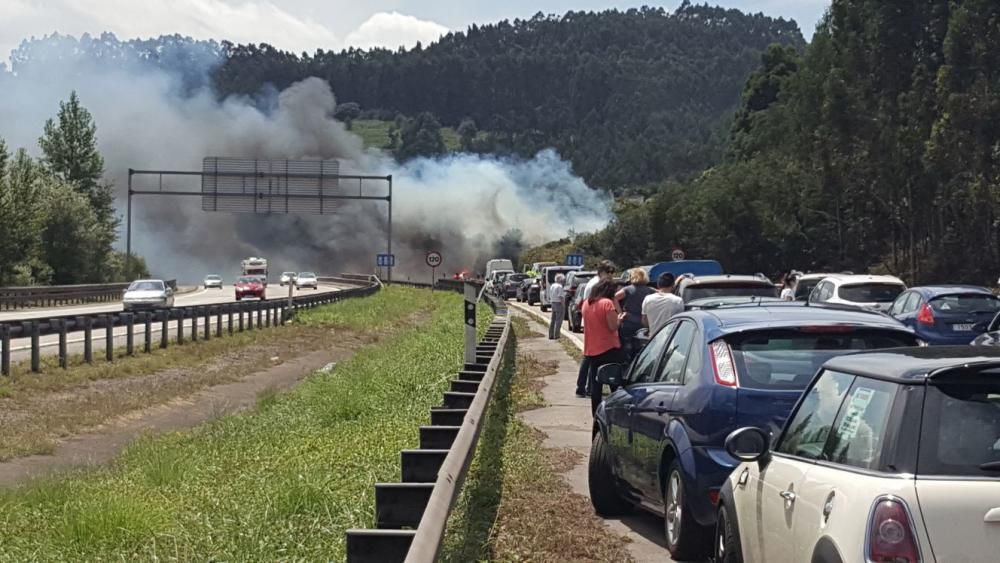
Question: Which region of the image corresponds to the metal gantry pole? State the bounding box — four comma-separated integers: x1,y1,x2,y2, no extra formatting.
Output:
126,169,133,277
387,174,393,283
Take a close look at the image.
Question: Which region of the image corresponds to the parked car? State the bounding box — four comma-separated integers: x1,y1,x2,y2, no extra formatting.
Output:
972,312,1000,347
791,272,841,301
123,279,175,311
674,274,779,303
502,273,528,299
517,277,540,304
565,270,597,331
808,274,906,312
587,304,919,560
295,272,318,290
485,258,515,280
279,272,297,286
540,265,583,312
888,285,1000,345
204,274,223,289
685,295,786,310
716,347,1000,563
235,276,266,300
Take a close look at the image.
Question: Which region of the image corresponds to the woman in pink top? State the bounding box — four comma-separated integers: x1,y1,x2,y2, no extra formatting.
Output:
582,279,627,415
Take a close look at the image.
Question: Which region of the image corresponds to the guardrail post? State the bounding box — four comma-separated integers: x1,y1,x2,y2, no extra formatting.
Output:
228,309,234,335
464,283,477,365
191,309,199,342
124,313,135,356
160,310,169,349
239,305,245,332
256,302,263,328
247,304,254,331
177,310,185,344
29,321,40,372
204,308,211,340
57,320,68,369
0,324,10,376
103,316,113,362
216,309,223,338
83,317,93,364
144,312,152,353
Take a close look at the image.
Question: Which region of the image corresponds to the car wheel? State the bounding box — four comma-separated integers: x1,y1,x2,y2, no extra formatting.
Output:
588,432,632,516
664,460,711,560
541,305,549,312
715,503,744,563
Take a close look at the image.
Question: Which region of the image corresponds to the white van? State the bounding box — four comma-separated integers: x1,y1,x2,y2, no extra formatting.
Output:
485,259,515,280
539,265,582,312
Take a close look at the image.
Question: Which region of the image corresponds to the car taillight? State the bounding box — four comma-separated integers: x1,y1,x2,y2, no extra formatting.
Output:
709,340,738,387
917,304,935,326
868,497,921,563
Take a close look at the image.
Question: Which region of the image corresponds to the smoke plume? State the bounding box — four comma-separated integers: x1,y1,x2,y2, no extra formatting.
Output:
0,34,611,281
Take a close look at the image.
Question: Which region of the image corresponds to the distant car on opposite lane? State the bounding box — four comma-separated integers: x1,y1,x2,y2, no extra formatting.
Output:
588,303,919,560
808,274,907,312
279,272,297,286
295,272,318,290
889,285,1000,345
123,279,175,311
235,276,266,300
204,274,223,289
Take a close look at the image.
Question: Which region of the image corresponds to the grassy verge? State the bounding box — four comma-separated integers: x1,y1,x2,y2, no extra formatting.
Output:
0,287,488,560
441,335,633,562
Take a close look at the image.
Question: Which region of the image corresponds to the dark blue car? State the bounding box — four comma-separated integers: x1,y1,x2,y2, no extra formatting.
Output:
587,304,919,560
888,285,1000,345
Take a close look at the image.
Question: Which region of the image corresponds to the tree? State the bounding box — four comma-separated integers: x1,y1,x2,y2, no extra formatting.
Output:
395,112,447,160
457,118,478,151
0,145,49,285
38,178,105,285
38,91,105,204
334,101,361,129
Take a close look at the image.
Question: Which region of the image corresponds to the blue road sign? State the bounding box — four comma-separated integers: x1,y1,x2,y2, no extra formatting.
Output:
565,254,584,267
377,254,395,267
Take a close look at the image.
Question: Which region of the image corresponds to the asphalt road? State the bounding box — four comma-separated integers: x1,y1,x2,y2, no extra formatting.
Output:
4,283,349,363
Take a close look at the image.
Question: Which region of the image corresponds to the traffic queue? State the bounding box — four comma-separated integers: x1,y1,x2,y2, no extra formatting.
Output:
501,258,1000,563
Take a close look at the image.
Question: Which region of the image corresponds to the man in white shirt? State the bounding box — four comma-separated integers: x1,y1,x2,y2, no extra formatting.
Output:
548,274,566,339
642,273,684,335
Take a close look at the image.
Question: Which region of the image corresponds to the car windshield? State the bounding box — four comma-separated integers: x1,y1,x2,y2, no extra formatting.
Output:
727,328,918,390
684,284,778,301
546,269,574,282
128,281,163,291
298,273,316,279
919,379,1000,477
507,274,527,283
282,272,295,277
838,283,904,303
569,274,595,288
205,275,221,281
237,277,258,284
929,293,1000,314
794,279,821,300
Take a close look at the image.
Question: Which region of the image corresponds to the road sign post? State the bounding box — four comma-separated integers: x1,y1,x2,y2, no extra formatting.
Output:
426,251,443,290
377,253,395,281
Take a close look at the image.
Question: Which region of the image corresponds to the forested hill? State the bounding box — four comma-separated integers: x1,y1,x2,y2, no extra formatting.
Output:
213,3,805,188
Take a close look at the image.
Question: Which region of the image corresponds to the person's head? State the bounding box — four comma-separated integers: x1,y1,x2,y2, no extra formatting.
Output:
555,274,566,284
628,268,649,286
596,260,616,280
588,279,618,303
657,272,676,292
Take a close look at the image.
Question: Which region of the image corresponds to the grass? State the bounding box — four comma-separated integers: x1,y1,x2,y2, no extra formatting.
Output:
350,119,462,151
560,336,583,361
0,287,492,560
440,334,634,562
511,316,543,339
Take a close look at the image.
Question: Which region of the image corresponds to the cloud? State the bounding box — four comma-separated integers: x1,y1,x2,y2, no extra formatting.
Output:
0,1,450,64
343,11,450,51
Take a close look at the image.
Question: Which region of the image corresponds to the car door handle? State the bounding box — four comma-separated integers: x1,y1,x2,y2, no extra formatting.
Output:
985,507,1000,523
779,490,796,503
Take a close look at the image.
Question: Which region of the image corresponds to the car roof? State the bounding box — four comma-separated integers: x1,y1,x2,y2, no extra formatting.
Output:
686,304,910,340
908,284,993,297
796,273,841,282
132,279,164,283
821,274,905,286
680,275,773,286
823,346,1000,383
686,296,786,308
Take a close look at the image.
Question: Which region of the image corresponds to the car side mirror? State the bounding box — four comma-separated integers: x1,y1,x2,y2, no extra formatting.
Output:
724,427,771,463
597,363,625,388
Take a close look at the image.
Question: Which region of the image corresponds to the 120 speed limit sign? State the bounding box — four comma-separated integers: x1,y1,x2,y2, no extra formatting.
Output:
426,251,443,268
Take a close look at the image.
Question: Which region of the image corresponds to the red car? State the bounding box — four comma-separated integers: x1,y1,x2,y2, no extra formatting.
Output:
235,276,266,300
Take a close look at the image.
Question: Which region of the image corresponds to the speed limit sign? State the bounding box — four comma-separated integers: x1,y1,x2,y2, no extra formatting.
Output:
671,248,686,261
426,251,443,268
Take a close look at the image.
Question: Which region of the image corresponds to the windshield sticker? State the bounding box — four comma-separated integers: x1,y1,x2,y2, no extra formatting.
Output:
836,387,875,441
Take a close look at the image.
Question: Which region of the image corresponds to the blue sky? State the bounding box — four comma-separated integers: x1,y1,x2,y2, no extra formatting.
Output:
1,1,829,64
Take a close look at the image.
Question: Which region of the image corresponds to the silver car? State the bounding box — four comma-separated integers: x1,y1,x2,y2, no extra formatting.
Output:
204,274,223,289
279,272,297,286
295,272,318,289
123,279,174,311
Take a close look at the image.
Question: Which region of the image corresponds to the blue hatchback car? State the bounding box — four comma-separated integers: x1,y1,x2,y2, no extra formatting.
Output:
888,285,1000,345
587,304,920,560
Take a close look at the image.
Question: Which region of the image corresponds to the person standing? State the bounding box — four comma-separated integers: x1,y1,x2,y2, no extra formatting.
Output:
615,268,655,359
575,260,617,397
548,273,566,340
642,273,684,335
780,272,796,300
583,279,627,414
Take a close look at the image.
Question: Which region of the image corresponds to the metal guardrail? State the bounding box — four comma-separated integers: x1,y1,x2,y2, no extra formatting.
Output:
0,280,177,310
0,276,377,376
345,290,510,562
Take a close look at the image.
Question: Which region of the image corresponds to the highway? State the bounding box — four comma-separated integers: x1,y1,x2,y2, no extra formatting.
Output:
3,282,350,364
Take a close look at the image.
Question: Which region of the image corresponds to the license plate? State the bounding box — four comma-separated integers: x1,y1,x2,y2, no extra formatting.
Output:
952,323,974,332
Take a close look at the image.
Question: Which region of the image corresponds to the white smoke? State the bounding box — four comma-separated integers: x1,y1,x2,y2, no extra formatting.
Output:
0,35,611,281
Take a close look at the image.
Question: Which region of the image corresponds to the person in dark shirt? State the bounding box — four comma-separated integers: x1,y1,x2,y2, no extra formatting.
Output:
615,268,655,360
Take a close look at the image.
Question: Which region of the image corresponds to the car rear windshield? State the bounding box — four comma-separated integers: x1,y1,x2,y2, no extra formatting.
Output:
299,273,316,278
918,379,1000,477
237,277,258,284
728,329,918,390
128,281,163,291
570,274,594,287
929,293,1000,314
837,283,904,303
546,269,575,282
685,284,777,301
794,279,820,300
205,275,221,280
